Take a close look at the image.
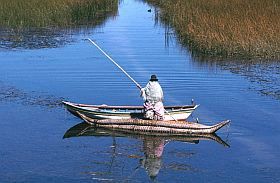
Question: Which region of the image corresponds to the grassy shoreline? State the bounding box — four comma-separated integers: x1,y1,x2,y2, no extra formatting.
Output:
0,0,119,49
0,0,119,28
146,0,280,60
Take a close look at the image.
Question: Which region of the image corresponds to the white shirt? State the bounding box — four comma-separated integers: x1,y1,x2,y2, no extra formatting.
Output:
141,81,163,103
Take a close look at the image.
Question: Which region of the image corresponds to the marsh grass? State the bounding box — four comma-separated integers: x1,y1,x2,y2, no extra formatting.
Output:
0,0,118,28
0,0,119,49
146,0,280,60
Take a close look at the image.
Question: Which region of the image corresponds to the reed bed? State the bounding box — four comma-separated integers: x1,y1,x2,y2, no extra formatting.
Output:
146,0,280,59
0,0,118,28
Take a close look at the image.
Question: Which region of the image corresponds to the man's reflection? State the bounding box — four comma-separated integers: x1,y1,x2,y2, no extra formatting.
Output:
140,137,166,180
63,123,230,181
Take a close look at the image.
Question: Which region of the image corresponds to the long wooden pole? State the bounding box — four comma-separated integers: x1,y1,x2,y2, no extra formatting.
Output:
87,38,177,121
87,38,142,89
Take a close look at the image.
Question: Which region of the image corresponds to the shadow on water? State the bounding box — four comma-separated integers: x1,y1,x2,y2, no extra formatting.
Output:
63,122,229,180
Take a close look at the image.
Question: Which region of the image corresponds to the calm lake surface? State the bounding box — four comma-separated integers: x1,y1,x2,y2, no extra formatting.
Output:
1,1,280,182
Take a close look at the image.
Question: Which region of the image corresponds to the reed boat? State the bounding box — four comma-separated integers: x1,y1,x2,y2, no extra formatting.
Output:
63,101,230,134
77,112,230,134
63,122,230,147
62,101,199,121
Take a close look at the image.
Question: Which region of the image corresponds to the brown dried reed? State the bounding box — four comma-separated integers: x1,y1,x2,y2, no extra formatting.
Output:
146,0,280,59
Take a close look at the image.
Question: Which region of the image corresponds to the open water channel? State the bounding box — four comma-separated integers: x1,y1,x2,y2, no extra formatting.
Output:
1,1,280,182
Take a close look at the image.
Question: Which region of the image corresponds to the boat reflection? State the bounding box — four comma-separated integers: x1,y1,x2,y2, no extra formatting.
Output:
64,122,229,147
64,122,230,180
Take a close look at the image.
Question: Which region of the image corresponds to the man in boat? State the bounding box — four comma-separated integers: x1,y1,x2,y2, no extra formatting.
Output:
140,75,164,120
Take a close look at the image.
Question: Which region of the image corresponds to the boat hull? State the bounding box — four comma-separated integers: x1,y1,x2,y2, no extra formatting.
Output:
78,112,230,134
63,122,230,147
63,101,199,121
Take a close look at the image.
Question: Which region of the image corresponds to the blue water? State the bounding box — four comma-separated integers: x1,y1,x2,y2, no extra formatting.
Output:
0,0,280,182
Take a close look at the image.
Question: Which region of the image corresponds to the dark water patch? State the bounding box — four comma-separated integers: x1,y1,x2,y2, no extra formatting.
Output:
0,82,64,107
168,150,196,158
0,84,26,102
23,93,65,108
164,163,198,172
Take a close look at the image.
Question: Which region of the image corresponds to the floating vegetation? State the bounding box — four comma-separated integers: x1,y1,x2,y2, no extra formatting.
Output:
0,83,64,108
221,60,280,100
194,59,280,100
0,27,73,49
164,163,198,172
145,0,280,60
